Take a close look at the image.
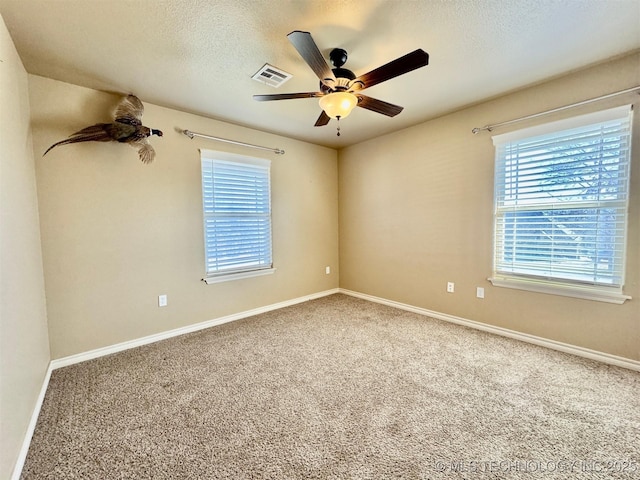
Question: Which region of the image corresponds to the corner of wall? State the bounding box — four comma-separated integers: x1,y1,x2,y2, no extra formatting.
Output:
0,13,51,480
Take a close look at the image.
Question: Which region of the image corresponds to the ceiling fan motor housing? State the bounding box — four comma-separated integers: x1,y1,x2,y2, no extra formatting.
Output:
319,48,357,93
321,69,356,93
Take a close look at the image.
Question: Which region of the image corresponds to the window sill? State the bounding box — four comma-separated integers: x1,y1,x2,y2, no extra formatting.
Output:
203,268,276,285
488,276,631,304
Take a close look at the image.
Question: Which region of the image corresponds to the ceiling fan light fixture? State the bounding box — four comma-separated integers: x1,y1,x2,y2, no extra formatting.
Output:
319,91,358,119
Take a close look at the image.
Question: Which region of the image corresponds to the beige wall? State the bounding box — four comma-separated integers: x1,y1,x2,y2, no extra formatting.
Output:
6,14,638,476
29,76,339,359
339,52,640,361
0,15,51,480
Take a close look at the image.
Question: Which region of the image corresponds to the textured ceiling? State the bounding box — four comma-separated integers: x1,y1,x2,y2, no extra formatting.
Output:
1,0,639,149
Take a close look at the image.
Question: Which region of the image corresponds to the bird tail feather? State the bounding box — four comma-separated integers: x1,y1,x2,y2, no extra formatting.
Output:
70,124,111,137
43,124,112,156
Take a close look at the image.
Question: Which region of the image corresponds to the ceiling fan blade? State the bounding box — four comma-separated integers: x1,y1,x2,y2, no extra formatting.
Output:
314,110,331,127
253,92,323,101
287,31,336,87
351,49,429,91
356,95,404,117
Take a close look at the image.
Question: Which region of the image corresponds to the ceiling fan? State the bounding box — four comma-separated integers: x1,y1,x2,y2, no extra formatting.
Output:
253,31,429,135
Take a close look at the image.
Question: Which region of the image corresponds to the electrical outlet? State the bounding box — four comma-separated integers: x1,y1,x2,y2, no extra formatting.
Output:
158,294,167,307
476,287,485,299
326,266,331,275
447,282,455,293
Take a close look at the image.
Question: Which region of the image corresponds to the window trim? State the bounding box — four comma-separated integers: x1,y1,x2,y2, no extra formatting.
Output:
200,149,274,284
488,276,631,304
202,267,276,285
490,105,633,304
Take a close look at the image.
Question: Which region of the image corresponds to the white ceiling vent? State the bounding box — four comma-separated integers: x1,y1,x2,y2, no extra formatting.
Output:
251,64,292,88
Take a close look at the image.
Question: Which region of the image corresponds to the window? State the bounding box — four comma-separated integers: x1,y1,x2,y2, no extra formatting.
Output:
200,150,274,284
490,105,633,304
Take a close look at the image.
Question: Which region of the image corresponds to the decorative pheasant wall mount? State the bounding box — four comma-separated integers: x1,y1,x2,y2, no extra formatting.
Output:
43,95,163,164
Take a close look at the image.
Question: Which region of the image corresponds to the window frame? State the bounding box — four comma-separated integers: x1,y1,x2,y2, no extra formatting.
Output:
489,105,633,304
200,149,275,284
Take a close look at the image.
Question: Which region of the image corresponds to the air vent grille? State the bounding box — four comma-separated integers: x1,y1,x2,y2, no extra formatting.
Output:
251,64,292,88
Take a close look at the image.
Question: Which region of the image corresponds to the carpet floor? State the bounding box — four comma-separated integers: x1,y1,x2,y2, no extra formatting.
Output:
21,294,640,479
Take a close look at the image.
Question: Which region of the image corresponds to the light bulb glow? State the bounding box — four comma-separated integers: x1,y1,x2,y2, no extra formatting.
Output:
318,92,358,119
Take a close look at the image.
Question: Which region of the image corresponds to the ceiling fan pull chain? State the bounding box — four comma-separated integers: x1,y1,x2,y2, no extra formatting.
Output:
336,116,341,136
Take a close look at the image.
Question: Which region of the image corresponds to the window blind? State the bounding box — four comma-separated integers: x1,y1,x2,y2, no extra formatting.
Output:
491,105,632,293
201,153,272,277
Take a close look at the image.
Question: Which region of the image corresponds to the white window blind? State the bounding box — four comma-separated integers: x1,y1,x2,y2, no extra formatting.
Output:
490,105,633,303
201,150,273,280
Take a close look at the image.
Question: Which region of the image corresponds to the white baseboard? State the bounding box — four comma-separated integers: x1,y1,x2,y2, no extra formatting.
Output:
339,288,640,372
14,288,338,479
13,286,638,479
11,363,53,480
51,288,340,370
